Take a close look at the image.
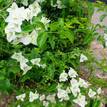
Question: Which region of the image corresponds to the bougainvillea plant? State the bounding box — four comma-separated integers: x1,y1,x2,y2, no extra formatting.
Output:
0,0,107,107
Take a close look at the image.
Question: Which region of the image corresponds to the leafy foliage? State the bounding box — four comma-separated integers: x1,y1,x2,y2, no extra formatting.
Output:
0,0,107,107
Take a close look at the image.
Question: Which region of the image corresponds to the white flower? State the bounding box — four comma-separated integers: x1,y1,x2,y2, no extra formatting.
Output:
70,78,80,97
6,32,16,42
97,88,102,95
20,36,31,45
30,30,38,45
29,1,41,17
16,93,26,102
80,54,88,62
79,78,89,88
5,23,22,33
19,30,38,45
11,52,32,75
24,8,33,21
57,88,69,101
40,64,46,68
43,101,49,107
18,33,31,45
17,105,20,107
7,2,18,13
6,7,26,24
59,71,68,82
88,89,96,98
11,52,28,63
29,91,39,102
40,94,46,101
20,63,32,75
46,94,56,103
31,58,41,67
104,33,107,41
73,93,87,107
68,67,78,78
41,16,50,26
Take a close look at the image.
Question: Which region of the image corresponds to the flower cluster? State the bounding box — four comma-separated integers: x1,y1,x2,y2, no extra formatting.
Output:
5,1,41,44
11,52,46,75
57,67,101,107
5,1,50,45
16,91,56,107
16,67,101,107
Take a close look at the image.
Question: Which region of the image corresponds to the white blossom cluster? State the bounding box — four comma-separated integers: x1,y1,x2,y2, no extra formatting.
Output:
5,1,102,107
5,1,50,45
16,91,56,107
16,67,102,107
57,67,102,107
80,54,88,63
11,52,46,75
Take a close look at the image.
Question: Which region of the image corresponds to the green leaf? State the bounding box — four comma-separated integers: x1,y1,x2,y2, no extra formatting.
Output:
0,79,11,91
37,32,48,48
59,29,74,43
22,23,34,33
21,0,28,6
100,14,107,22
83,31,93,45
90,99,101,107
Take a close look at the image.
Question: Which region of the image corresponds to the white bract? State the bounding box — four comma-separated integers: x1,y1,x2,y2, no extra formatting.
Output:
20,63,32,75
68,67,78,78
57,88,69,101
43,101,49,107
40,94,46,101
97,88,102,94
5,3,25,24
31,58,41,67
19,30,38,46
73,93,87,107
79,78,89,88
46,94,56,103
11,52,28,63
17,105,20,107
29,1,41,17
11,52,32,75
70,78,80,97
16,93,26,102
19,34,31,45
88,89,96,98
31,57,46,68
30,30,38,45
80,54,88,62
41,16,50,26
59,71,68,82
29,91,39,102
